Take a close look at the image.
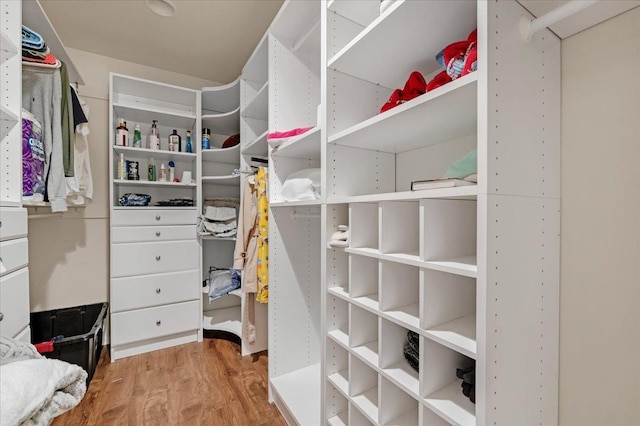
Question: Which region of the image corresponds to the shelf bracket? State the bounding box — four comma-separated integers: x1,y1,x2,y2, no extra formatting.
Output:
519,0,600,43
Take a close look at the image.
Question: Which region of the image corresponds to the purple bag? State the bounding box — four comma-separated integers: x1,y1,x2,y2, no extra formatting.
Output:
21,110,46,198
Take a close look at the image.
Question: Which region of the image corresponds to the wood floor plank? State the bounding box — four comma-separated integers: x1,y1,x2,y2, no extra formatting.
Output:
52,340,286,425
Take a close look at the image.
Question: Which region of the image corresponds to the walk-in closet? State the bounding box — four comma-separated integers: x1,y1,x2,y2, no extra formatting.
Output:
1,1,639,425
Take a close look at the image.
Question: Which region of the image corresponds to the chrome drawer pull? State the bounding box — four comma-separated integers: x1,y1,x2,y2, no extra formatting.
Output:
155,256,161,261
156,320,161,326
156,288,161,294
155,215,161,221
155,231,161,237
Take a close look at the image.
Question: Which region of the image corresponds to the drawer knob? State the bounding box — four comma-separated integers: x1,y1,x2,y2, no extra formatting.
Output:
156,320,161,326
155,255,161,261
0,312,3,322
155,231,161,237
155,215,161,221
155,288,161,294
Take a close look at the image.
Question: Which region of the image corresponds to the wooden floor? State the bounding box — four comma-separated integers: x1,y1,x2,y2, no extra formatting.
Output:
53,339,287,426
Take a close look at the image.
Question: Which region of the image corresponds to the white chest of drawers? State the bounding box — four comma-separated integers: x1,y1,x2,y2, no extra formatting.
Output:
110,208,201,360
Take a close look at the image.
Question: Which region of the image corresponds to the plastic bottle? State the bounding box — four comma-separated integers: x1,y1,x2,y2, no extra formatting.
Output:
202,128,211,150
168,161,175,182
132,124,142,148
185,130,193,153
168,129,181,152
148,120,160,150
116,118,129,146
159,163,167,182
117,153,126,179
148,157,156,182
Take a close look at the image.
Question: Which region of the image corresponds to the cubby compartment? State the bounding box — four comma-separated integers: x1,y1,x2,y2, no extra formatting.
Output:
422,269,477,359
327,296,349,347
419,405,450,426
421,199,477,277
326,394,349,426
326,342,349,424
379,261,420,329
379,319,419,398
421,337,476,426
349,203,378,250
379,201,419,257
349,255,378,309
379,377,419,426
349,305,379,367
349,404,375,426
348,356,379,424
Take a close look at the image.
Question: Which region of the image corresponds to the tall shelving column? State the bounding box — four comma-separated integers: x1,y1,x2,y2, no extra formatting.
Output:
266,1,323,425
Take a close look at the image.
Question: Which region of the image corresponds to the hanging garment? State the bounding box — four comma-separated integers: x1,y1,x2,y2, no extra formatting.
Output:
59,62,74,178
256,167,269,304
67,87,93,205
22,67,67,212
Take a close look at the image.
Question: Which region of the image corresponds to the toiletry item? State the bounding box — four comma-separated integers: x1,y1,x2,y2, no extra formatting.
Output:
148,157,156,182
181,171,192,184
115,118,128,146
168,129,181,152
148,120,160,150
159,163,167,182
168,161,175,182
202,128,211,150
185,130,193,153
133,124,142,148
127,161,139,180
117,153,126,180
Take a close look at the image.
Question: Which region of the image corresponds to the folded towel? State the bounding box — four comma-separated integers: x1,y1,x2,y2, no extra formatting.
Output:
203,220,237,234
280,168,321,201
267,127,314,149
0,336,42,366
329,240,348,248
330,229,350,241
338,225,349,232
204,206,236,222
0,358,87,425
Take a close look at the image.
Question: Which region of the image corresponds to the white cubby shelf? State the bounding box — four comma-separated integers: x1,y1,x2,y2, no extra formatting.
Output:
201,145,240,165
327,186,478,204
202,78,240,114
271,126,321,160
113,180,196,188
270,200,322,208
242,81,268,120
201,175,240,186
201,108,240,135
241,130,268,156
112,102,197,131
113,145,197,162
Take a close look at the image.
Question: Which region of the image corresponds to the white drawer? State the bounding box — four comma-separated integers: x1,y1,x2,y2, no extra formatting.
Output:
111,269,200,312
0,238,29,277
111,240,199,278
110,300,200,346
0,268,30,338
111,225,195,244
111,209,197,227
0,208,27,241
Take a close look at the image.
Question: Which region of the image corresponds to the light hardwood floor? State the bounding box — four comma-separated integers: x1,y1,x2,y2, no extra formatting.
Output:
53,340,286,425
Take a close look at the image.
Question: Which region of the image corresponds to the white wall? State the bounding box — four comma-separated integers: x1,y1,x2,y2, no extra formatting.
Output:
28,48,217,312
560,7,640,426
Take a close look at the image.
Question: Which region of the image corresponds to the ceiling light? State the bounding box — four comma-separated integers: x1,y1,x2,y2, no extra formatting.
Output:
145,0,176,17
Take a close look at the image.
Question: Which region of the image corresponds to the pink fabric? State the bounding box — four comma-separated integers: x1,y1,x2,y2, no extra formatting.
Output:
267,126,313,140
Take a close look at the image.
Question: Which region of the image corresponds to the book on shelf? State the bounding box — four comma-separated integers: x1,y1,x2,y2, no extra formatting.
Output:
410,178,476,191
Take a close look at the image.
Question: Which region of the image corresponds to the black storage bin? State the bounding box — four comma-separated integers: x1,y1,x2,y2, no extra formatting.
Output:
30,302,108,385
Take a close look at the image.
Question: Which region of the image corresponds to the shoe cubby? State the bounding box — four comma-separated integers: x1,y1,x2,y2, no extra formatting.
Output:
420,337,476,425
349,405,375,426
326,342,349,420
419,405,450,426
421,199,477,266
327,295,349,347
349,203,379,250
348,255,378,308
379,377,419,426
379,201,420,256
421,269,477,359
348,355,379,424
349,305,379,367
379,319,419,398
379,261,420,329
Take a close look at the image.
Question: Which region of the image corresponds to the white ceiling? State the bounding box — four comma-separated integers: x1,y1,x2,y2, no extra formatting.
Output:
518,0,640,39
40,0,284,84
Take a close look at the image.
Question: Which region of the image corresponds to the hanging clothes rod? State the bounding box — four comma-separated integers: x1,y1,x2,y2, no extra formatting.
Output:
290,210,321,220
520,0,600,42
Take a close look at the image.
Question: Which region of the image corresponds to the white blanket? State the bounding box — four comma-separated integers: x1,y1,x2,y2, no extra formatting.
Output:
0,358,87,426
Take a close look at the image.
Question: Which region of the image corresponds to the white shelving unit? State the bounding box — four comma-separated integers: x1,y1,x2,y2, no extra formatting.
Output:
266,1,323,424
321,2,561,426
109,74,202,360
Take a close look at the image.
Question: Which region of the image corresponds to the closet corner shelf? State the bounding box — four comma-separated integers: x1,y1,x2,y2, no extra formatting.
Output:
112,102,197,130
113,180,197,188
327,0,476,89
201,78,240,114
202,107,240,135
241,81,268,121
328,73,477,154
423,314,477,359
203,307,241,337
270,363,321,426
201,145,240,165
113,145,197,162
201,175,240,186
327,185,478,204
423,380,476,426
270,200,322,208
271,127,321,160
241,130,268,157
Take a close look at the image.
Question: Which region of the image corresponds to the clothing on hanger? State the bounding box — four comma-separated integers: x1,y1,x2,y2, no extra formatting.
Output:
60,62,75,178
67,86,93,204
255,167,269,304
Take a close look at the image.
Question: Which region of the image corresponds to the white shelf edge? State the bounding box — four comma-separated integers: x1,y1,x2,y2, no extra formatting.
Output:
202,306,241,336
201,144,240,165
199,235,237,242
112,101,197,121
271,126,321,160
327,185,478,204
270,200,322,208
113,145,197,160
241,130,269,155
423,314,477,360
327,411,348,426
202,107,240,120
350,387,379,425
423,380,476,426
241,81,269,120
201,175,240,186
270,363,321,426
113,179,197,188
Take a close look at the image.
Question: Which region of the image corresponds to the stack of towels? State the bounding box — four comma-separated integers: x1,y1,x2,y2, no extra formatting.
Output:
198,206,237,238
329,225,349,248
